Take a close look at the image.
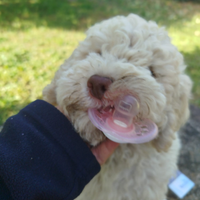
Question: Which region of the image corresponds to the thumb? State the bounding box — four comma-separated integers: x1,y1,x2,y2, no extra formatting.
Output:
91,139,119,165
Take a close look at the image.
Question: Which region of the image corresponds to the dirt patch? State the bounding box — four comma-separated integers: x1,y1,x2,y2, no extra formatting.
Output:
168,105,200,200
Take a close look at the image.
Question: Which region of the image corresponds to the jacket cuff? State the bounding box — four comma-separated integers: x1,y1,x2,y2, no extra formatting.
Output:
20,100,100,182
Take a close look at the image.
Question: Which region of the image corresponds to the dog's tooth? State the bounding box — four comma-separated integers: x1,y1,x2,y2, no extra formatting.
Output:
104,94,108,99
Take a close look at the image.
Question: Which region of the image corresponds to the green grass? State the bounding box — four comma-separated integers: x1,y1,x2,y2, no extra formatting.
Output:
169,14,200,105
0,0,200,124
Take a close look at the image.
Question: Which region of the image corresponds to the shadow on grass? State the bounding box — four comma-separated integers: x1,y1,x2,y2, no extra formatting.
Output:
182,47,200,106
0,0,199,31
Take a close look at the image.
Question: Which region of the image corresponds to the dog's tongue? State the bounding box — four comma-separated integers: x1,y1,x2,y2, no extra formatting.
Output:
88,95,158,144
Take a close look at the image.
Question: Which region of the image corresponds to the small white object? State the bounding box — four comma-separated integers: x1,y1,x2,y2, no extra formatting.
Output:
113,120,127,128
168,171,195,199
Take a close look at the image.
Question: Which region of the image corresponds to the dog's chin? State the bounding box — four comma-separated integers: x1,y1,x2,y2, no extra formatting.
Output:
89,129,107,147
85,127,107,147
65,107,107,146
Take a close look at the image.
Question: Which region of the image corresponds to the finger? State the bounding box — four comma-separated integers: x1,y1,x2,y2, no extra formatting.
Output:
91,139,119,165
55,106,63,113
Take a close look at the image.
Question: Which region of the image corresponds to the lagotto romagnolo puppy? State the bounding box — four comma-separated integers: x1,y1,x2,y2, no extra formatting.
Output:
43,14,192,200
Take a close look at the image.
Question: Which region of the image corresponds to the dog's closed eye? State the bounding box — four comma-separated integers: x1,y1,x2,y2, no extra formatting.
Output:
149,66,156,78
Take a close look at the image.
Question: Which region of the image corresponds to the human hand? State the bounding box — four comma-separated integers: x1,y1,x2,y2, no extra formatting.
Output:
91,139,119,165
56,106,119,165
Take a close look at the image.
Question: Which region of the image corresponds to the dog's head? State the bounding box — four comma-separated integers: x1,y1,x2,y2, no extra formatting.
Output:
43,14,192,152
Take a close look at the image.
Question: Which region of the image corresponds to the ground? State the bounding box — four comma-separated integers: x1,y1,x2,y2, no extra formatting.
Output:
168,105,200,200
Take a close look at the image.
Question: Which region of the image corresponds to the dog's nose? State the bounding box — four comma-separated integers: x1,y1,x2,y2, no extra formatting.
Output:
87,75,112,100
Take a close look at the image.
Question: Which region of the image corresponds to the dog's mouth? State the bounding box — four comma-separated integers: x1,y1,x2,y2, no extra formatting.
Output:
89,95,140,129
88,95,159,144
97,104,115,115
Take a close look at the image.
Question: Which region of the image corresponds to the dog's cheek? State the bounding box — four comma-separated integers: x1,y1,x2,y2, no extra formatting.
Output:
65,107,106,146
78,123,106,146
152,74,192,152
174,74,192,129
43,82,57,105
152,112,176,152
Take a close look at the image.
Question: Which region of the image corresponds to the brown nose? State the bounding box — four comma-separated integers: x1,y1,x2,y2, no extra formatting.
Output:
87,75,112,100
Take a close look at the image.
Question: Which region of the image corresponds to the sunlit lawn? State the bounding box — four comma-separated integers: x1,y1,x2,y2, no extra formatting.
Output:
0,0,200,124
169,15,200,106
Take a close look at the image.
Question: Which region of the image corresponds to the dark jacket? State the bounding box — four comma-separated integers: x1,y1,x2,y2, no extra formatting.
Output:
0,100,100,200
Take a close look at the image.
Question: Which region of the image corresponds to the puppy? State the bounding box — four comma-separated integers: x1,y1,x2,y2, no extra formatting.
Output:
43,14,192,200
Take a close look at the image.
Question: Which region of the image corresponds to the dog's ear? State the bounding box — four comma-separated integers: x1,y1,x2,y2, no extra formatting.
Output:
43,67,66,105
152,74,192,152
43,81,57,105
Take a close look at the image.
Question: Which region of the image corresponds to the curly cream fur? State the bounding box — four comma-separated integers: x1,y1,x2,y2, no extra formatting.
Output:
43,14,192,200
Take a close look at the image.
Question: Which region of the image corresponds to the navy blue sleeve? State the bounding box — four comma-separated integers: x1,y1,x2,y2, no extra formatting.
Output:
0,100,100,200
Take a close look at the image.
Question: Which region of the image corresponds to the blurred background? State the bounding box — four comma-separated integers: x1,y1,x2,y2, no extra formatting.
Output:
0,0,200,124
0,0,200,199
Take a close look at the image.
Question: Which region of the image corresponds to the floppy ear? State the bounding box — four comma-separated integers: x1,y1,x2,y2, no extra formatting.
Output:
42,69,63,105
43,81,57,105
152,74,192,152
